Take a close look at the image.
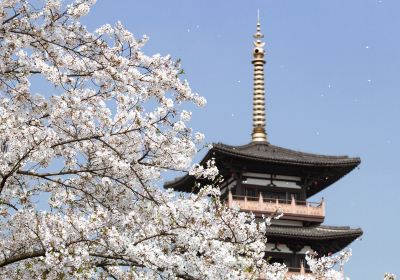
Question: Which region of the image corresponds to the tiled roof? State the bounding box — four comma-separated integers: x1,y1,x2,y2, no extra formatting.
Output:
212,142,360,167
266,225,363,240
265,224,363,254
165,142,360,196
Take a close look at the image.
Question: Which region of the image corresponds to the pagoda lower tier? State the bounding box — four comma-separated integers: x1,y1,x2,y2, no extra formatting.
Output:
260,225,362,278
226,190,362,271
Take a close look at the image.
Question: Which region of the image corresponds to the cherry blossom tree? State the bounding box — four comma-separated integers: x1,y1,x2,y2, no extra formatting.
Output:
0,0,278,279
0,1,394,279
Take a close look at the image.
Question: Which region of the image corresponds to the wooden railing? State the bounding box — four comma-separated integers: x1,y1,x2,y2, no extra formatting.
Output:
227,191,325,219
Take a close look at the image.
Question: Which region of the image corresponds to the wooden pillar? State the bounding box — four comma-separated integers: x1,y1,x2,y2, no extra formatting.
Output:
300,261,305,275
236,170,244,196
258,192,263,211
291,194,296,212
300,176,308,201
287,244,303,271
228,191,233,208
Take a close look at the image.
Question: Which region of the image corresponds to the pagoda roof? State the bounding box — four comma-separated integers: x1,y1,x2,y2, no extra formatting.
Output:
266,225,362,240
211,142,360,167
165,142,360,197
266,225,362,255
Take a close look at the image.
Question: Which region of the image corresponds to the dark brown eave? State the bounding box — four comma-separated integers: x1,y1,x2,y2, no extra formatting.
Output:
165,142,360,197
266,225,362,240
266,225,363,255
211,142,360,167
165,174,197,192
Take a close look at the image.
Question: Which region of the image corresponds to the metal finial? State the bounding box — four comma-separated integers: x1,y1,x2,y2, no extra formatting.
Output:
254,10,264,40
251,11,267,142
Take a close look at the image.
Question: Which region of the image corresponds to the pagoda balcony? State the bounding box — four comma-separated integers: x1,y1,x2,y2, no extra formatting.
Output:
227,191,325,222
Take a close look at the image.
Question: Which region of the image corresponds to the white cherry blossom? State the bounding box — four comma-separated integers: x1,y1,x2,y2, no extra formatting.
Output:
0,1,269,279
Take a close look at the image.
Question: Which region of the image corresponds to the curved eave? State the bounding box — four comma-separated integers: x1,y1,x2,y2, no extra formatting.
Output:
306,164,359,197
266,225,363,255
164,174,196,192
207,143,360,197
265,226,363,240
164,143,361,195
211,143,361,167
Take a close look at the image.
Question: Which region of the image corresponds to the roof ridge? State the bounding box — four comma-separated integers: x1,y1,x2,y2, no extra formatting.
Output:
213,142,359,160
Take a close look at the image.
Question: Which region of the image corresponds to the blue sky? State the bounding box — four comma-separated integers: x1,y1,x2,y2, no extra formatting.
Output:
82,1,400,278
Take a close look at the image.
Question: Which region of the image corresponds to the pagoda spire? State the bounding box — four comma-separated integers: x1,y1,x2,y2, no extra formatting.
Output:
251,10,268,142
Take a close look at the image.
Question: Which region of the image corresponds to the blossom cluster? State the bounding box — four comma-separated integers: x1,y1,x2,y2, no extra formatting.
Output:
0,1,268,279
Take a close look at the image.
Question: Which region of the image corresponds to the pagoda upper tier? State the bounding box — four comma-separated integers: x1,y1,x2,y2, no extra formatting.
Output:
165,141,360,197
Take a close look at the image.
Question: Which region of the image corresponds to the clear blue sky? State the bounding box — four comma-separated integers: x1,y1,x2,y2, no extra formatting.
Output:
82,1,399,278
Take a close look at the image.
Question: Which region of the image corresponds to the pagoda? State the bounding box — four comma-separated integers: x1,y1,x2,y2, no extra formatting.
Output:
165,14,362,276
